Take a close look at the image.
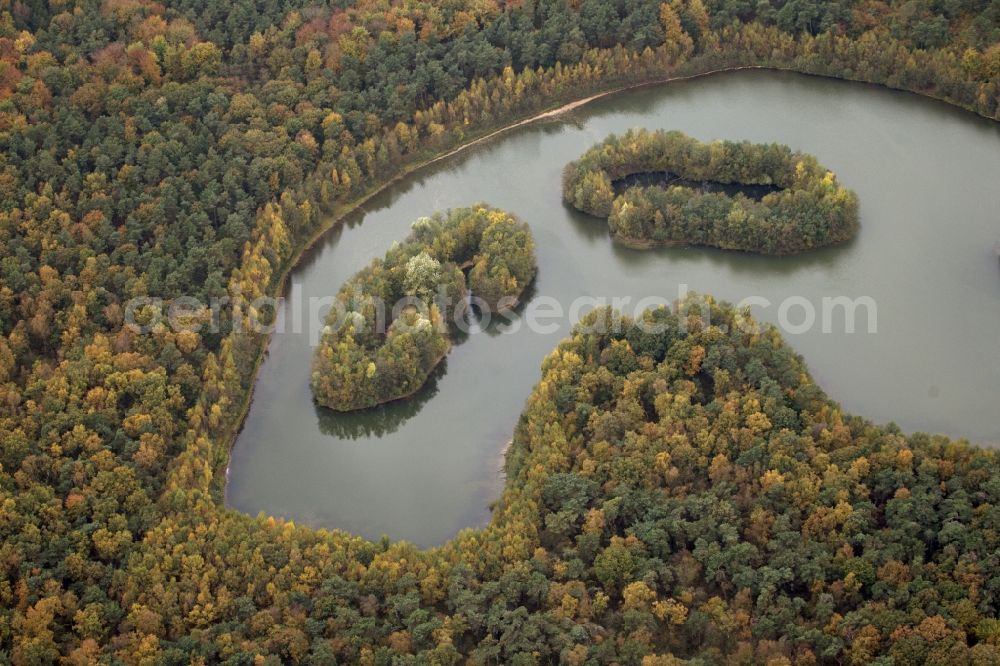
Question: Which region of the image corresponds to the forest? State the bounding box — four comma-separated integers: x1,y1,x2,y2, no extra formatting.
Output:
0,0,997,662
311,206,536,411
563,129,859,253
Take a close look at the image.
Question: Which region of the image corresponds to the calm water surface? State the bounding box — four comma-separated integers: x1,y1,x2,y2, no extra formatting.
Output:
227,70,1000,547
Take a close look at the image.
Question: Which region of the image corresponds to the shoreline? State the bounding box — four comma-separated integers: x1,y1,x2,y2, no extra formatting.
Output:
610,230,857,254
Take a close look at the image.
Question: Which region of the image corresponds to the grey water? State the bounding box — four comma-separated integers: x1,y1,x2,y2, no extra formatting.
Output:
226,70,1000,547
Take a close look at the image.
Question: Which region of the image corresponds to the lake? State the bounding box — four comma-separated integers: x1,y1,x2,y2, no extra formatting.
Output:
226,70,1000,547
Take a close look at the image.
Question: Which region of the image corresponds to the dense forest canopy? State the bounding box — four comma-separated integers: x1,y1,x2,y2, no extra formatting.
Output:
563,129,860,253
494,299,1000,664
311,205,536,411
0,0,997,661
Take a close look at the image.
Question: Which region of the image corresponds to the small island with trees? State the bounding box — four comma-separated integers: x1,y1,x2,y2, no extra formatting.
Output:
311,206,537,411
563,129,860,254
